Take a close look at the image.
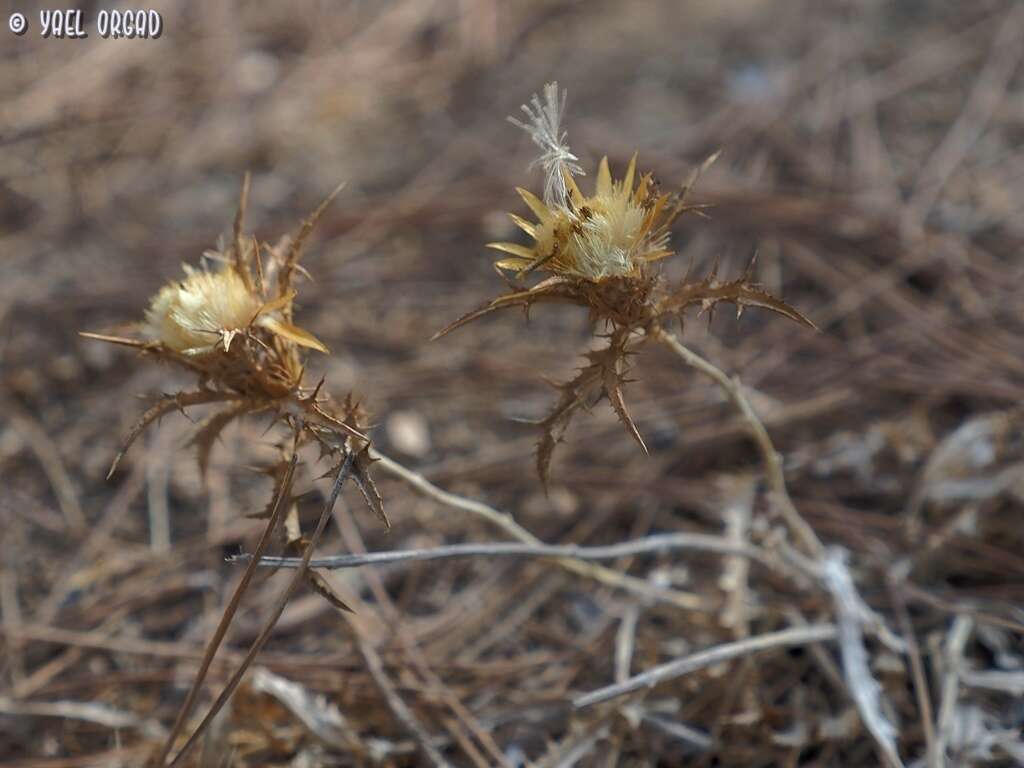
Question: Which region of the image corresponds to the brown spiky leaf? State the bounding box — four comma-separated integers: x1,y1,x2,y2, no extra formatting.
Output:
189,402,262,480
597,347,648,454
305,569,354,613
318,449,387,527
662,275,816,330
432,276,580,339
536,374,595,488
278,181,346,303
248,459,296,520
534,330,649,485
107,390,233,479
656,149,721,233
232,173,253,290
352,447,388,528
279,511,354,612
310,403,369,443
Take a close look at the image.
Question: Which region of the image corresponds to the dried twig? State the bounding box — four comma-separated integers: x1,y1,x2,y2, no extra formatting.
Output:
824,548,904,768
574,624,838,709
888,575,938,767
355,631,454,768
154,453,299,766
233,532,778,571
372,451,713,610
652,328,824,559
934,615,974,765
166,452,355,767
0,696,166,739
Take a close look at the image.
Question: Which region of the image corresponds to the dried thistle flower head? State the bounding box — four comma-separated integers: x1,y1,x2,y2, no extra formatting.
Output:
83,176,386,528
144,265,260,354
490,155,671,281
437,83,815,484
143,263,326,358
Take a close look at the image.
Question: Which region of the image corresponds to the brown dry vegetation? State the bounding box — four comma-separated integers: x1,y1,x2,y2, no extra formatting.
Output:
2,1,1024,766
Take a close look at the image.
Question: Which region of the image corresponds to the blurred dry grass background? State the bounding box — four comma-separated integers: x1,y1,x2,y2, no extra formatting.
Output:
2,0,1024,765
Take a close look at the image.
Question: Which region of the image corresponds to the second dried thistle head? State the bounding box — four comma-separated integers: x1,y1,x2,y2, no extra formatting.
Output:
437,82,815,484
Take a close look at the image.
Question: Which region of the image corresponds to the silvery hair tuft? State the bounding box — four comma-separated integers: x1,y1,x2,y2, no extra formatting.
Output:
508,82,584,208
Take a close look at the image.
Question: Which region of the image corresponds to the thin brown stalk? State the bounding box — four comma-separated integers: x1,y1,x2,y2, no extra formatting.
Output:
166,454,356,765
333,507,513,768
166,452,355,767
154,453,299,766
888,578,937,767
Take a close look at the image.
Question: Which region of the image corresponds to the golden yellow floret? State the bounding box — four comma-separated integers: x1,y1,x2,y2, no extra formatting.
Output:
488,155,673,282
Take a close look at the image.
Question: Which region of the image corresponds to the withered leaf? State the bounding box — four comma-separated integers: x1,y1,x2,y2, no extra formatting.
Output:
536,357,605,487
189,401,261,480
663,276,816,330
305,569,353,613
107,390,233,479
261,316,330,354
352,447,388,528
597,343,648,455
247,459,296,520
432,277,578,339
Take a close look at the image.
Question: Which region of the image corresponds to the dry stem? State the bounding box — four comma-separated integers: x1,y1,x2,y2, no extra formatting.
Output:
574,623,838,708
372,451,712,610
236,533,779,571
154,453,299,766
652,327,825,559
165,452,355,767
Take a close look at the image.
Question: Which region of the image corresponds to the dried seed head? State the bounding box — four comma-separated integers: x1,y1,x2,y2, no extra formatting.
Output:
490,156,672,282
144,265,263,355
85,178,387,528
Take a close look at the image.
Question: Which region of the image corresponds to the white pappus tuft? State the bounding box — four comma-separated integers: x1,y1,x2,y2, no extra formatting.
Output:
508,82,584,208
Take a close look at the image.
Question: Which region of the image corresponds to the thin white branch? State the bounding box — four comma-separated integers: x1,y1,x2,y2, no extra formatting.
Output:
823,548,905,768
233,533,777,571
0,696,166,739
372,451,723,611
960,669,1024,695
615,605,640,684
935,615,974,765
573,624,837,709
719,478,756,637
654,329,825,559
